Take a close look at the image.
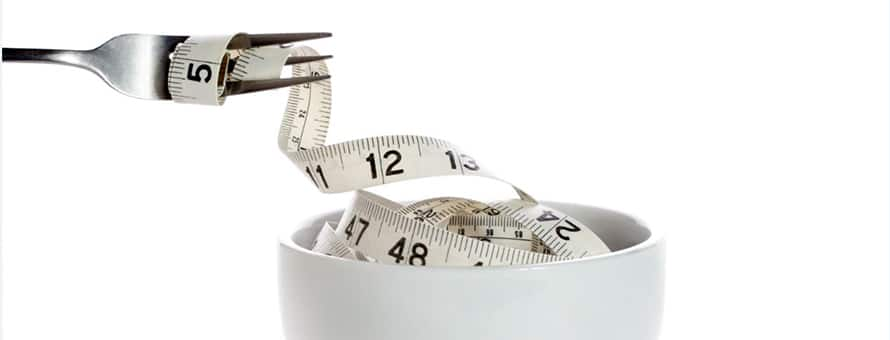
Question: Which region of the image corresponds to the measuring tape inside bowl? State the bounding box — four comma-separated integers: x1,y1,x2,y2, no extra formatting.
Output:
167,34,611,266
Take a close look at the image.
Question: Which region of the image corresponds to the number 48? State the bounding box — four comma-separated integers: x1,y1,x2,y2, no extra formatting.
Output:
388,237,429,266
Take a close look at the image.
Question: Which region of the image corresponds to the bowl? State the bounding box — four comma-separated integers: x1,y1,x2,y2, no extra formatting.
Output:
278,201,665,340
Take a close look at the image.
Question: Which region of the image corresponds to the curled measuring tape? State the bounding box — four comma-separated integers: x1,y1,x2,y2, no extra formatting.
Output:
167,34,611,266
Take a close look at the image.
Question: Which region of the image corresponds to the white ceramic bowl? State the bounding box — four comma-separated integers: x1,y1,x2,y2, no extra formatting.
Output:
279,201,665,340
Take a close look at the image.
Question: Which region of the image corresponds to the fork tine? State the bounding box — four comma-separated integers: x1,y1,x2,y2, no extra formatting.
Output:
247,32,332,47
285,55,333,65
225,75,331,96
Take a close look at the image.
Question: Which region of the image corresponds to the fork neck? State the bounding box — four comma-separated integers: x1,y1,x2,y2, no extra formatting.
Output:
2,48,91,68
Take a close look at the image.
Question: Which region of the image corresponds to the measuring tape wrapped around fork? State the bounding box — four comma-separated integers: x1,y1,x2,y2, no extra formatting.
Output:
167,34,611,266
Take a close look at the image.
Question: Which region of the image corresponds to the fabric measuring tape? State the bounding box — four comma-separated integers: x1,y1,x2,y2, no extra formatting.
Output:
167,34,612,266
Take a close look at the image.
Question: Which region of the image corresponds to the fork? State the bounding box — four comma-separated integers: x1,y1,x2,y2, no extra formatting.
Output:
1,32,332,100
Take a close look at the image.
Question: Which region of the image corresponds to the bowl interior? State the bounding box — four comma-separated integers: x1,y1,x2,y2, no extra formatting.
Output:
290,201,653,253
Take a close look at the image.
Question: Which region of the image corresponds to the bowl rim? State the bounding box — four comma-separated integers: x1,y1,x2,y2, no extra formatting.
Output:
279,200,664,272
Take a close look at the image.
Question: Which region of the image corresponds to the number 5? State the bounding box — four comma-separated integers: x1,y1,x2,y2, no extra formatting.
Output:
186,63,213,83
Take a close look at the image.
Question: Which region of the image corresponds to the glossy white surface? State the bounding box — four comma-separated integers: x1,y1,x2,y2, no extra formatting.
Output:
279,202,665,340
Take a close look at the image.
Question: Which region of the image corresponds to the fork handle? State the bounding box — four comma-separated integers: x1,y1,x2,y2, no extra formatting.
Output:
2,48,89,68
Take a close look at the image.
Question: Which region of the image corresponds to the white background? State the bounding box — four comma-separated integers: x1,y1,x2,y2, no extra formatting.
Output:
2,0,888,339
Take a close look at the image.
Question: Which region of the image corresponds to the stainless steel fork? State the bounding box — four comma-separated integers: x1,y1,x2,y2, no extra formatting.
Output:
1,32,332,100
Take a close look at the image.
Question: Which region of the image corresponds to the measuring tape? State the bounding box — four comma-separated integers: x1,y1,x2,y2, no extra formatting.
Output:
167,34,612,266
